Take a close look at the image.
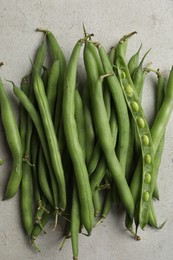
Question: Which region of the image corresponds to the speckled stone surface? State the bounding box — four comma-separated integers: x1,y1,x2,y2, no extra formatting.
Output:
0,1,173,259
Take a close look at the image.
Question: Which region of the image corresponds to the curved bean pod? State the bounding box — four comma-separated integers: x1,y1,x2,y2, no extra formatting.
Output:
0,79,22,199
91,74,134,218
116,55,154,228
63,40,94,234
33,71,66,211
96,43,130,174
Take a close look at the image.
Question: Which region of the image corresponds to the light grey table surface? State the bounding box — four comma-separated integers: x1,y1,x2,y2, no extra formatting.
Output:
0,0,173,259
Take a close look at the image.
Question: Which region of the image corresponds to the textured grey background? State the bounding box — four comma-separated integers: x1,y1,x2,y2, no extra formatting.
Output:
0,0,173,259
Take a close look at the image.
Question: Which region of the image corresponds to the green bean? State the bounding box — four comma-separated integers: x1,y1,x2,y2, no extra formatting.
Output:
33,71,66,211
41,66,49,87
57,117,66,156
30,132,40,205
36,28,66,134
88,85,111,175
75,89,86,158
109,47,116,66
152,72,165,199
128,44,142,76
19,76,30,155
96,188,113,225
116,32,137,59
21,101,34,237
90,104,118,194
132,49,151,99
63,39,94,234
130,66,173,224
93,189,102,217
32,41,46,75
90,155,107,194
40,60,61,210
38,148,55,207
151,67,173,153
19,75,34,237
91,73,134,218
116,55,154,228
148,200,166,229
31,205,52,252
71,180,80,260
46,59,60,117
82,83,95,165
13,85,58,208
0,79,22,199
95,42,130,174
21,162,33,236
125,52,150,182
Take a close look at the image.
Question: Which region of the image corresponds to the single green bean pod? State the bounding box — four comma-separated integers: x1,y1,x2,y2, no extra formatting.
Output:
63,38,94,234
128,44,142,76
116,55,154,229
0,79,23,199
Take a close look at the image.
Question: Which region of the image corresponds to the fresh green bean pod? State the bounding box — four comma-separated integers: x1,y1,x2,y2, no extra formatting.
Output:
37,29,66,135
109,47,116,66
116,32,137,59
148,200,157,228
128,44,142,76
82,83,95,165
116,55,154,228
40,60,61,209
41,66,49,87
71,180,80,260
90,155,107,194
30,132,40,205
57,116,65,156
63,39,94,234
19,76,34,237
125,53,149,182
0,79,23,199
33,41,46,75
96,188,114,225
19,76,30,155
91,74,134,218
93,189,102,217
75,89,86,158
46,59,60,116
33,71,66,211
88,85,111,175
21,162,33,236
152,73,165,199
21,102,34,237
13,85,58,207
130,67,173,224
132,49,151,99
38,148,55,207
96,43,130,174
90,104,118,194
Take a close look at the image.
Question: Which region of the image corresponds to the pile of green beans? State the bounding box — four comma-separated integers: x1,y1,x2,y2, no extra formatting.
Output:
0,28,173,259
